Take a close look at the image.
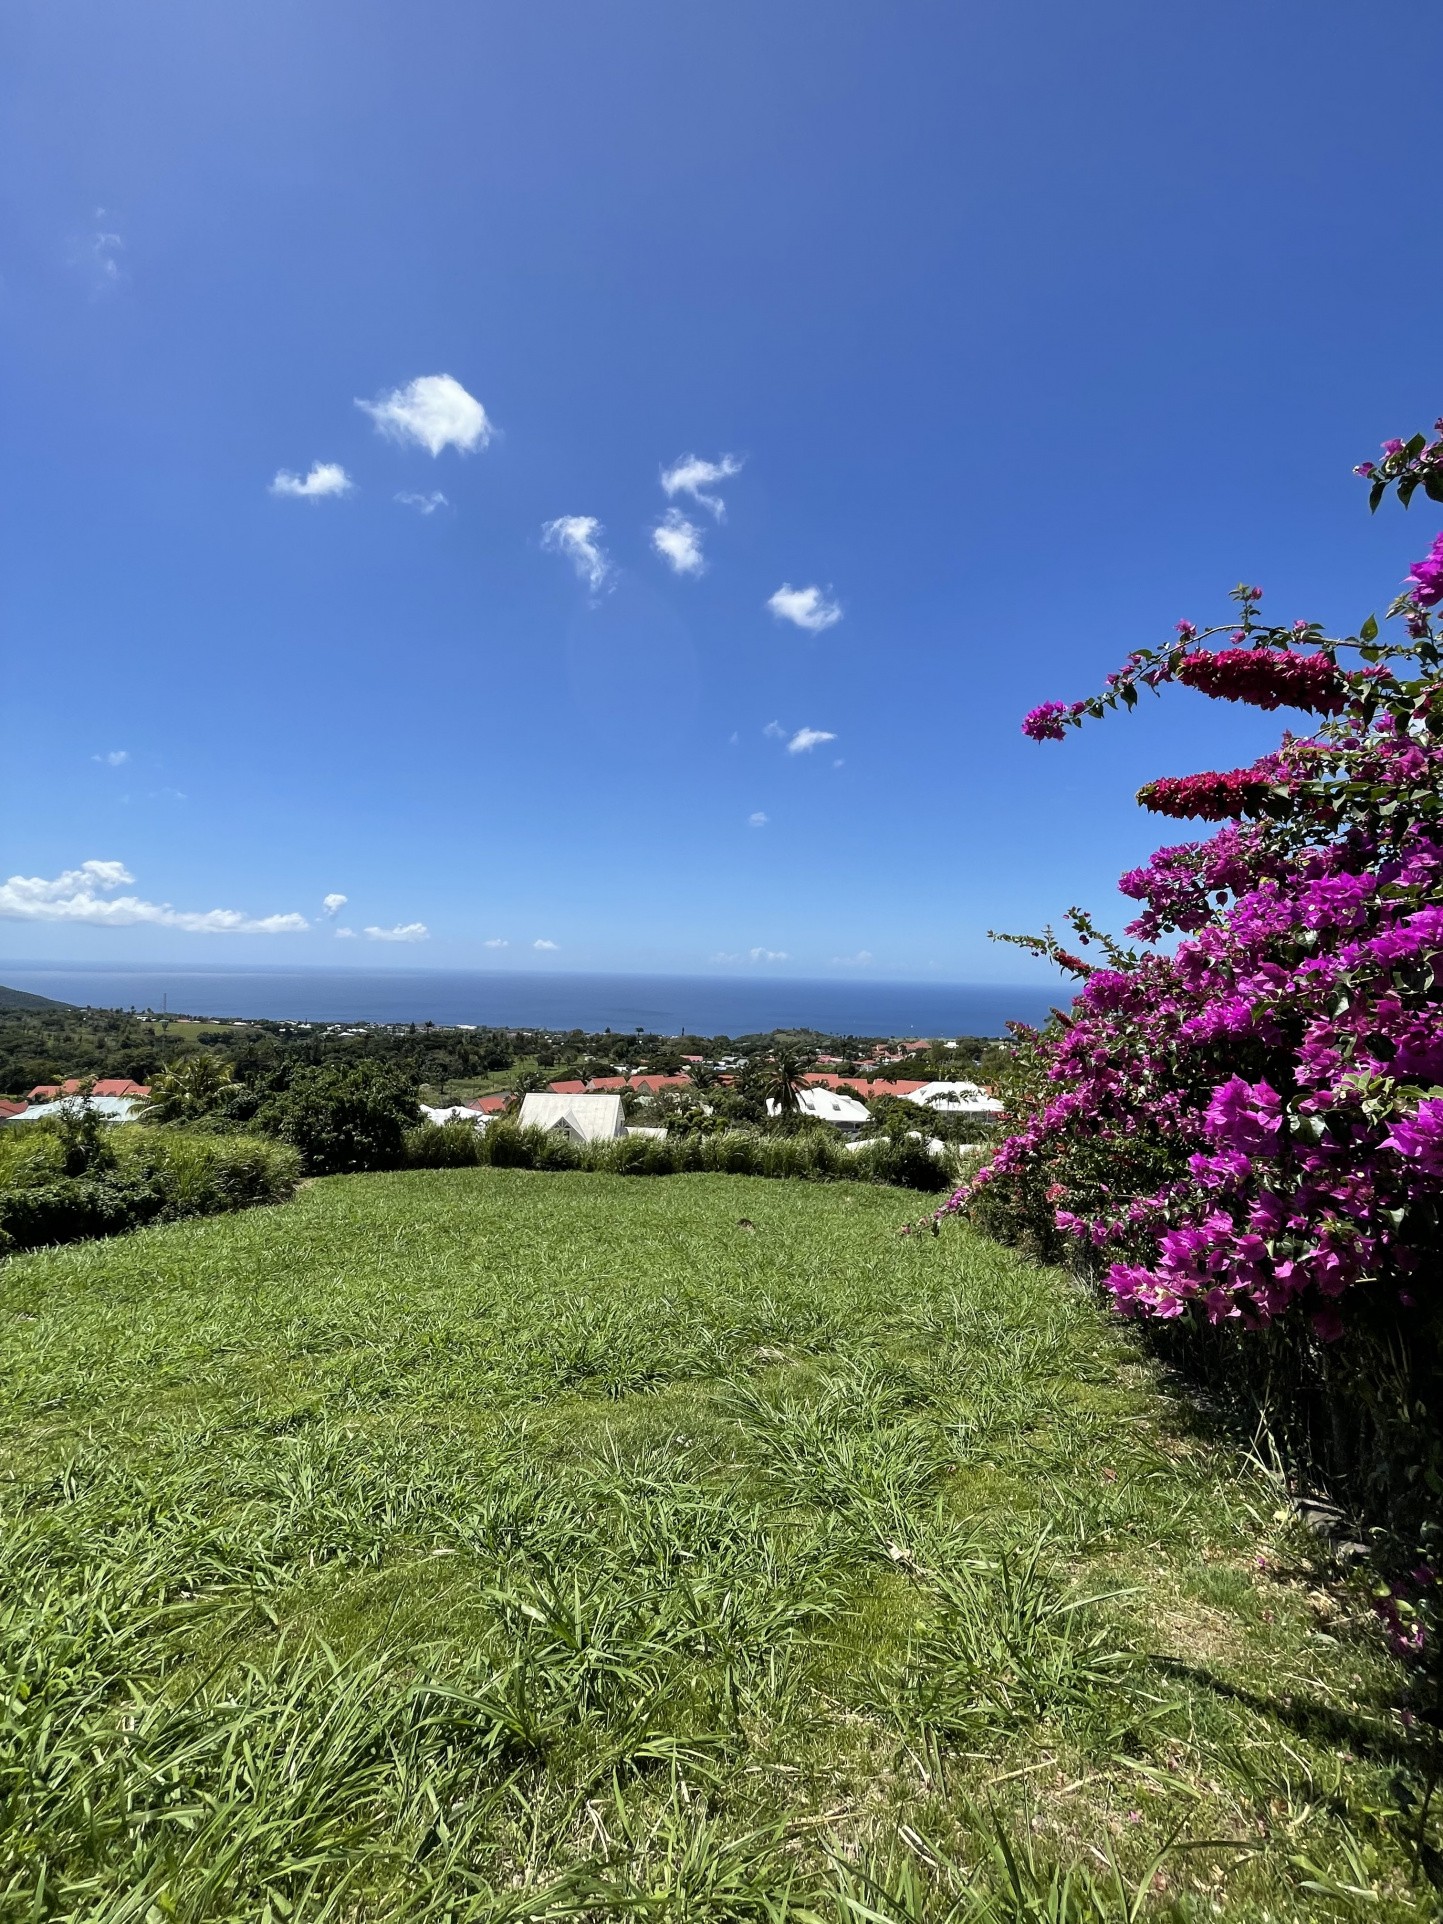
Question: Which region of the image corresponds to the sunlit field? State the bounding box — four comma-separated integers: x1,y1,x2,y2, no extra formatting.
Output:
1,1169,1431,1920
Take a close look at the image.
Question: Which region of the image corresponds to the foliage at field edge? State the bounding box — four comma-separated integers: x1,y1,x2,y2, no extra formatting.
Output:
949,422,1443,1558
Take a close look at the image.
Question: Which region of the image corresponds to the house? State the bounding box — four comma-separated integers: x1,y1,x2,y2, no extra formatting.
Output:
7,1095,143,1126
766,1087,870,1130
26,1078,150,1101
0,1099,27,1119
546,1079,589,1095
464,1093,511,1116
419,1104,489,1127
905,1081,1004,1116
801,1073,928,1101
516,1092,626,1142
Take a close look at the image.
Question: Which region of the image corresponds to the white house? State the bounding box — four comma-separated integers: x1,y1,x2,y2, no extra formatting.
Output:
419,1104,489,1128
516,1091,626,1143
766,1087,870,1130
4,1095,142,1126
904,1081,1004,1117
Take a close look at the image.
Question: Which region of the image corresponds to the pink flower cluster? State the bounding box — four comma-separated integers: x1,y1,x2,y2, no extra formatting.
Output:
950,483,1443,1349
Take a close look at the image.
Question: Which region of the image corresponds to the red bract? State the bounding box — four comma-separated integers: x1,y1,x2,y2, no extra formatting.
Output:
1175,647,1347,714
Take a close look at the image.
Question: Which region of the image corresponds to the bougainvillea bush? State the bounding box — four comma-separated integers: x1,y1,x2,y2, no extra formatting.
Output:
954,424,1443,1535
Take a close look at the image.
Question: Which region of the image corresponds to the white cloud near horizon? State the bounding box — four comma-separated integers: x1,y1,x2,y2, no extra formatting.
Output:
542,515,611,593
483,937,509,948
270,462,353,500
748,947,788,963
768,583,842,632
321,893,348,917
358,374,491,455
0,861,308,934
533,938,559,951
650,508,706,575
661,453,743,519
787,727,836,754
396,490,448,514
94,749,129,767
363,922,429,942
747,811,768,828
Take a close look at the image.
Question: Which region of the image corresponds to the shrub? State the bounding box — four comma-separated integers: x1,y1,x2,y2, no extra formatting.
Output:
0,1124,299,1255
461,1121,950,1190
948,418,1443,1533
403,1120,484,1169
258,1061,419,1175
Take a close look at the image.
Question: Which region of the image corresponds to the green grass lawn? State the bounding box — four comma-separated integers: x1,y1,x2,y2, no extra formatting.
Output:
1,1169,1434,1921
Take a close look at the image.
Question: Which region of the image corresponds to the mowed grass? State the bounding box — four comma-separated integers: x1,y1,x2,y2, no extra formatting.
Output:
0,1169,1434,1921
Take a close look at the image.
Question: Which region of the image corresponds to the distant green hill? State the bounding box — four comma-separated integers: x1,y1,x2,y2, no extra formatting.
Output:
0,983,73,1012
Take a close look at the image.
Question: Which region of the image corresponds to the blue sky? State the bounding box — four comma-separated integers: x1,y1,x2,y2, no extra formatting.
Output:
3,2,1440,985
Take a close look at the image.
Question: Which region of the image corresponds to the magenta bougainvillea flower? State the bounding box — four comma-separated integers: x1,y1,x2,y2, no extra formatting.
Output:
951,430,1443,1355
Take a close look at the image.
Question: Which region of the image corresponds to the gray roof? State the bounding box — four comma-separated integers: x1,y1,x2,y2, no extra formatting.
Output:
517,1092,625,1142
4,1095,140,1125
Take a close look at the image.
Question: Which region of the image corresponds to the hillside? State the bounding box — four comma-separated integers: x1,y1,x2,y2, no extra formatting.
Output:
0,981,72,1012
0,1168,1429,1919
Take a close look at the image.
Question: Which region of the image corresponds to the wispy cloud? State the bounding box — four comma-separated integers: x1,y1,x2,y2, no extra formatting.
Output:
321,893,348,917
831,950,874,966
542,515,611,593
270,462,353,500
650,509,706,575
747,811,768,828
483,937,509,949
357,374,491,455
661,453,743,520
762,721,786,740
395,491,448,515
533,938,559,951
787,727,836,754
335,927,357,939
363,922,429,942
768,583,842,633
748,946,788,963
0,860,307,934
72,212,125,294
93,749,129,767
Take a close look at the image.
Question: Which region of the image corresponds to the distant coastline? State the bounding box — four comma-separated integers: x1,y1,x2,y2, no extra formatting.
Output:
0,965,1064,1037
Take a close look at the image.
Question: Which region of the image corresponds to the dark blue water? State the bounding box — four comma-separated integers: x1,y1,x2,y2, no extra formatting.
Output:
0,965,1064,1037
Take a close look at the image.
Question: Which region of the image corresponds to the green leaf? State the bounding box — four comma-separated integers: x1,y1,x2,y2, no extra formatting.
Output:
1359,613,1378,642
1426,470,1443,504
1369,478,1386,513
1398,473,1419,507
1405,431,1427,457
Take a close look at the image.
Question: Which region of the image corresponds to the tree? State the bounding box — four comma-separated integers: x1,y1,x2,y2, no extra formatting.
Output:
757,1048,811,1121
950,414,1443,1531
139,1055,235,1124
258,1060,419,1174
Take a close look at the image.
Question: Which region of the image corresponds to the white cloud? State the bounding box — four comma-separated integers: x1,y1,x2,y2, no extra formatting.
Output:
321,893,348,917
73,214,125,294
541,515,611,593
357,374,491,455
363,922,430,942
396,491,449,514
335,926,357,938
762,721,786,740
747,811,768,828
270,462,353,500
787,727,836,754
483,937,509,949
748,947,788,963
0,860,307,934
767,583,842,633
533,938,559,951
661,453,743,520
711,951,742,963
93,749,129,767
650,509,706,575
831,950,874,966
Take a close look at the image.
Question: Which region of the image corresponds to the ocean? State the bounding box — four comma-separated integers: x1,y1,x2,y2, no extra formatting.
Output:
0,965,1064,1038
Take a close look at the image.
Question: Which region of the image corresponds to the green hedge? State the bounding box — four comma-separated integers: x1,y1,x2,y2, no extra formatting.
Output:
0,1125,300,1256
402,1119,951,1191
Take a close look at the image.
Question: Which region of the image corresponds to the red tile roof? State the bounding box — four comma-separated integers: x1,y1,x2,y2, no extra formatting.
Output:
465,1094,511,1114
802,1073,927,1100
629,1074,692,1092
547,1080,588,1095
26,1078,148,1101
93,1079,149,1098
0,1099,27,1118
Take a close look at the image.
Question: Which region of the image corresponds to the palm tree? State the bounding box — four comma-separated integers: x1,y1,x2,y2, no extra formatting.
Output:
138,1055,235,1124
758,1048,810,1119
